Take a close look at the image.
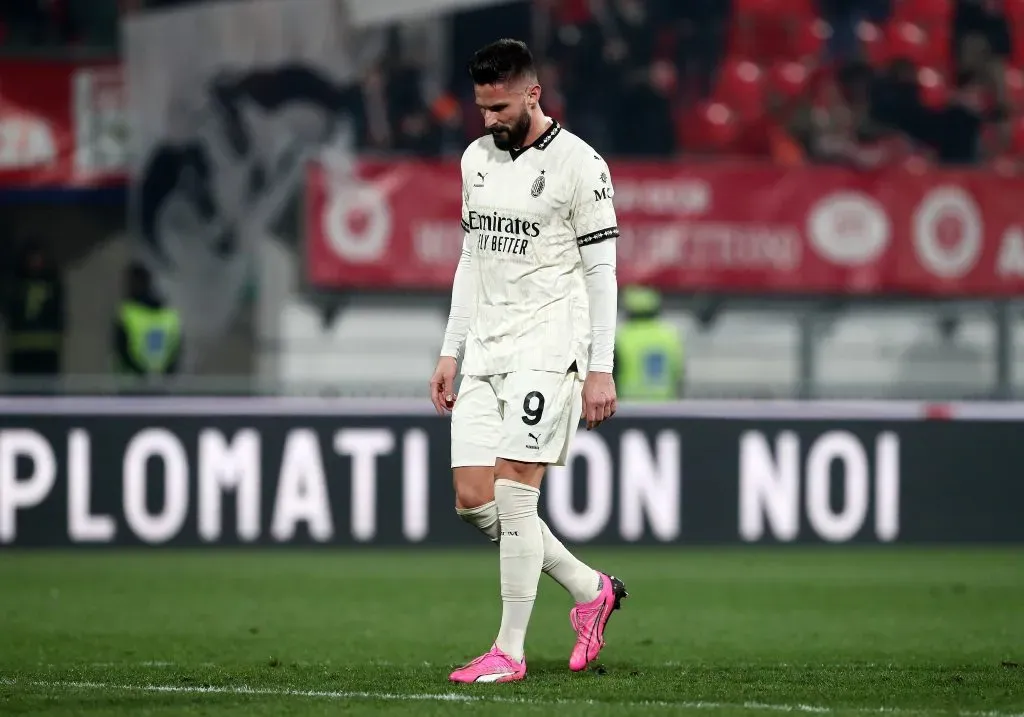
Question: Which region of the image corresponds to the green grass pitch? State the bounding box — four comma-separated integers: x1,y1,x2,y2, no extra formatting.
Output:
0,547,1021,716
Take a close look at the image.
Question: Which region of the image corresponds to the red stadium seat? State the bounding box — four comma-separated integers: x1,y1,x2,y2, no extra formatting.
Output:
1006,67,1024,111
769,60,812,100
732,0,779,16
891,0,953,24
773,0,817,19
1005,0,1024,22
885,21,931,67
726,15,759,61
917,67,949,109
680,102,741,153
728,0,819,62
791,17,832,62
714,59,766,118
1010,116,1024,154
734,0,816,16
921,22,951,72
857,21,887,67
1011,26,1024,69
733,113,778,157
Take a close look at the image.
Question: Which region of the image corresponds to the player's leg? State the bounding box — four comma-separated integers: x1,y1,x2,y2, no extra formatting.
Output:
449,374,532,683
455,367,627,620
452,368,601,595
451,371,570,682
458,481,604,604
534,372,605,605
451,378,599,599
537,370,629,671
448,371,626,680
448,457,538,684
455,462,604,601
450,375,502,543
490,455,545,667
478,371,585,669
453,468,501,541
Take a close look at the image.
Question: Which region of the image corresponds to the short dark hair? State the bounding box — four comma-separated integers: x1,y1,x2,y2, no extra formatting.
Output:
468,39,535,86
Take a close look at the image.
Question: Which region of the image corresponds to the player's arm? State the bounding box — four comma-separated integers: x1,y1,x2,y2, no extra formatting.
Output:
441,160,475,364
440,233,473,365
572,150,619,427
431,161,474,414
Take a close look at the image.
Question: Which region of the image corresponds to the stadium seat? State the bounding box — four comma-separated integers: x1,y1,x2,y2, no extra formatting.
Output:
816,309,995,398
1005,0,1024,22
768,60,812,100
679,102,741,153
921,22,951,72
277,301,446,392
671,308,800,397
1005,67,1024,111
1010,115,1024,155
884,20,931,67
916,67,949,109
891,0,952,24
734,0,817,17
727,6,775,60
553,0,592,24
731,0,781,16
714,59,766,118
857,20,887,67
774,0,817,17
732,113,784,157
728,0,815,62
790,17,831,62
1010,26,1024,69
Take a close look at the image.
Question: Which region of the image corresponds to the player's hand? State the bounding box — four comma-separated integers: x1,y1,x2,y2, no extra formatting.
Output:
429,356,459,416
582,371,617,430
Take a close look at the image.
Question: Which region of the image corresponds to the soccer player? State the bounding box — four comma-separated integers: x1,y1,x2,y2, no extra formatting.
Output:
428,38,627,684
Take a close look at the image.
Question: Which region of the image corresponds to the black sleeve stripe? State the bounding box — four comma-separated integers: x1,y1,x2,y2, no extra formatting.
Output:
577,227,620,246
461,219,470,233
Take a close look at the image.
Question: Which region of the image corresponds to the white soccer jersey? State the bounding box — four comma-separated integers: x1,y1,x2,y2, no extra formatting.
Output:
457,119,619,377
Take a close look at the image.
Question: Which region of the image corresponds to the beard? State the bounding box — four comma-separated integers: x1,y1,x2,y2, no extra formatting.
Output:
488,107,532,151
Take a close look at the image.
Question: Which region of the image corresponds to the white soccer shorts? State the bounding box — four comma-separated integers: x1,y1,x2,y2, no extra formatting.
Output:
450,369,584,468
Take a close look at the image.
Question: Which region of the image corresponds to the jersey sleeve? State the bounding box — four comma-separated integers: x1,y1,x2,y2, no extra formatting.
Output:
570,150,620,247
443,149,475,361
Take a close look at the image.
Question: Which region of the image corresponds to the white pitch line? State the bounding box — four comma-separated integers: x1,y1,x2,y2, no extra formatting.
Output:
0,678,1021,717
83,662,176,668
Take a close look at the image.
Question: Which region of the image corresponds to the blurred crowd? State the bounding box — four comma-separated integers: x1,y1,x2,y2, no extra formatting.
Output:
2,0,1023,166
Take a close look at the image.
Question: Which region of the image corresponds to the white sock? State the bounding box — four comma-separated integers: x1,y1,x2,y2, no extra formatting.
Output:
458,500,601,603
493,479,543,663
457,501,500,543
540,521,602,604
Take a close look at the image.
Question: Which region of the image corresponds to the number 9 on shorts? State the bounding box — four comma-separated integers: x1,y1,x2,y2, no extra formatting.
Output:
450,369,584,468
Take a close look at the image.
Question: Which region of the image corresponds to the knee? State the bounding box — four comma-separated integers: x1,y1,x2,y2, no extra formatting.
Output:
453,470,495,510
455,486,492,511
495,458,545,486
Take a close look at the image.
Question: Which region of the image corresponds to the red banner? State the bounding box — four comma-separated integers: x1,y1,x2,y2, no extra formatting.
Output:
0,59,127,188
304,159,1024,296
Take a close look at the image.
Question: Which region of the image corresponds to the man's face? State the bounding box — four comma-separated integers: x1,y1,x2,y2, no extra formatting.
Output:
474,80,536,151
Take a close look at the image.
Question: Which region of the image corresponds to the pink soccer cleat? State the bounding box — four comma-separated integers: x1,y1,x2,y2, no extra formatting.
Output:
568,572,628,671
449,644,527,683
